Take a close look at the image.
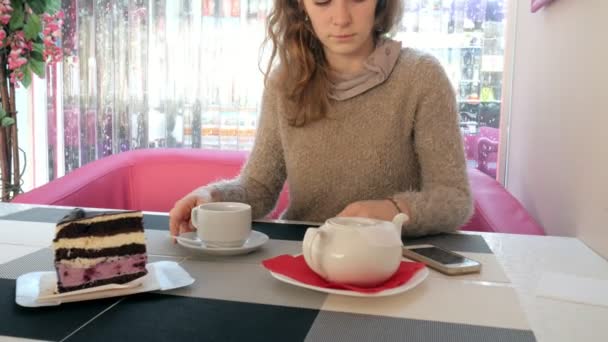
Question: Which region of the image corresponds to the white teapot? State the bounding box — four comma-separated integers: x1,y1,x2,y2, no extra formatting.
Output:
302,213,408,287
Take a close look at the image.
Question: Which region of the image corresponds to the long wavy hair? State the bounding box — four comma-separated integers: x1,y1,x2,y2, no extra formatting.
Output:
262,0,403,127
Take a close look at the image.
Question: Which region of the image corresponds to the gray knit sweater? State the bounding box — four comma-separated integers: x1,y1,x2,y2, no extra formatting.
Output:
208,48,473,236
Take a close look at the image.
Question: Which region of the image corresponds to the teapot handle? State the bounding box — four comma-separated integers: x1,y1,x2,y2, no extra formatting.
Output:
302,228,327,279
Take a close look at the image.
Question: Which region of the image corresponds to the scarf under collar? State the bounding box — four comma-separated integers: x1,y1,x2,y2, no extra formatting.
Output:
328,38,402,101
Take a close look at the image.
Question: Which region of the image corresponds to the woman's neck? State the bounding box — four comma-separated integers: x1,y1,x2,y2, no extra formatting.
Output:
324,36,375,75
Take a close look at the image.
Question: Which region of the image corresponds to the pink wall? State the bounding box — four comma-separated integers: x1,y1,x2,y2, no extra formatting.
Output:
505,0,608,258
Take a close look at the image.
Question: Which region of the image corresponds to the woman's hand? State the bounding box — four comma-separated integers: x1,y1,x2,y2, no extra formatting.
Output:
337,199,411,223
169,188,216,242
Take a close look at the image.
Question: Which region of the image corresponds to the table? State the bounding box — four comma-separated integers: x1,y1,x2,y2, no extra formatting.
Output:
1,203,607,341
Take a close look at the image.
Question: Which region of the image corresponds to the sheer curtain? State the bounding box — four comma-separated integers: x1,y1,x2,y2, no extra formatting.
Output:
47,0,270,181
45,0,506,182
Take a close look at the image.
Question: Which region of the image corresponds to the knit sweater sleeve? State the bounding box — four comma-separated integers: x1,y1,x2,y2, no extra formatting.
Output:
394,55,473,236
204,84,287,219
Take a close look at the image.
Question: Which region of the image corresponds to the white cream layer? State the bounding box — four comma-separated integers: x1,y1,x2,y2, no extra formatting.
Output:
56,211,143,233
53,232,145,250
58,256,124,268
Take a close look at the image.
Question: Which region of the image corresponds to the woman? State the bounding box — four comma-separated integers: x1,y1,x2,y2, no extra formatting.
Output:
169,0,472,238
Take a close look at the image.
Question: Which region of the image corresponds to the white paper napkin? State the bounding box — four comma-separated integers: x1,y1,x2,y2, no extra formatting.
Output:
536,272,608,307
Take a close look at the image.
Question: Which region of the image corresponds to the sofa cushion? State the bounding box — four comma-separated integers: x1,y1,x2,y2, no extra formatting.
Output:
464,168,545,235
12,148,544,235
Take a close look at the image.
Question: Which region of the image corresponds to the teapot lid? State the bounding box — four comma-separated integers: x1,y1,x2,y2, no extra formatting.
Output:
325,216,402,246
326,216,386,227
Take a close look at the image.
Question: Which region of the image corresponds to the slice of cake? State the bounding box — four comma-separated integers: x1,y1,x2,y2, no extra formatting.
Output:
53,208,148,293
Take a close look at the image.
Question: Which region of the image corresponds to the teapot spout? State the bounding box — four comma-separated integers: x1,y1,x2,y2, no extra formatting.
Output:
391,213,409,236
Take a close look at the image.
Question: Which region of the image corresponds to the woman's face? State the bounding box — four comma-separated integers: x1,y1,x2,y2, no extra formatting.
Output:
302,0,378,65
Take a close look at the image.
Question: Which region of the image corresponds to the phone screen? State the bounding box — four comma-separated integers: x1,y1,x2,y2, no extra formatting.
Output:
410,247,465,265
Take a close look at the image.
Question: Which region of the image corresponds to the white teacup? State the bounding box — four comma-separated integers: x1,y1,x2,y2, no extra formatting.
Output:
191,202,252,248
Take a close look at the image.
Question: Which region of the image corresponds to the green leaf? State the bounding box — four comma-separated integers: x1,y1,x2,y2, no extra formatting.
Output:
11,0,25,9
21,69,32,88
24,13,42,41
31,50,44,61
33,42,44,55
1,117,15,127
0,108,6,119
45,0,61,14
29,59,45,79
26,0,46,15
9,3,25,31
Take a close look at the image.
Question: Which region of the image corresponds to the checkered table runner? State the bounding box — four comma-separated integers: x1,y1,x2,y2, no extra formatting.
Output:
0,207,536,341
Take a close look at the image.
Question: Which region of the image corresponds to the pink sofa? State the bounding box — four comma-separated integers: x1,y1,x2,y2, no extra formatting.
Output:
12,148,545,235
464,126,499,178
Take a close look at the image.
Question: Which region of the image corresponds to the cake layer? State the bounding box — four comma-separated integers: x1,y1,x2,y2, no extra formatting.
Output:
56,253,147,289
57,271,148,293
58,255,145,268
54,217,144,240
56,211,143,233
53,209,149,294
55,243,146,260
53,232,145,250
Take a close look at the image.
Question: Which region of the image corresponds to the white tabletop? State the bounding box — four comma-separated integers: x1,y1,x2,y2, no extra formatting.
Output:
1,203,607,342
480,232,608,342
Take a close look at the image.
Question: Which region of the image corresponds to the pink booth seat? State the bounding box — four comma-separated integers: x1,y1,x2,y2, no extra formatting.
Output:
13,148,545,235
466,168,545,235
463,126,500,178
12,149,288,220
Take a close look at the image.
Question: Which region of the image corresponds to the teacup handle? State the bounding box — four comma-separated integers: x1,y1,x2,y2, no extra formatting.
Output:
302,228,327,279
190,207,198,230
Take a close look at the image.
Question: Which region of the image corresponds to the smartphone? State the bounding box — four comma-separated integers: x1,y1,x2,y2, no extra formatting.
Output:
402,244,481,275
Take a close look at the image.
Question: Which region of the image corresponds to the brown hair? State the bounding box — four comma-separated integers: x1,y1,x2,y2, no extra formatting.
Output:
263,0,403,127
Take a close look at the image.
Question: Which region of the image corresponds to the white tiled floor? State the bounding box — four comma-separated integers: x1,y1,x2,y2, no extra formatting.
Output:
0,337,51,342
0,244,43,264
0,203,37,217
0,221,54,247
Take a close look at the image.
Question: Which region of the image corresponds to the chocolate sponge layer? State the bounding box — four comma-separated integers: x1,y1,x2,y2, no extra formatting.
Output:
54,217,144,241
55,243,146,260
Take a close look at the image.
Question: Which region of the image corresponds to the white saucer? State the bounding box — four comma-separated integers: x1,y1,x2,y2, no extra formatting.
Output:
268,267,429,297
176,230,269,256
16,261,195,307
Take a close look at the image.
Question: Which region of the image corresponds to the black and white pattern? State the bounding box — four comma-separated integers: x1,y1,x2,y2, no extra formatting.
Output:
0,207,536,342
0,248,54,279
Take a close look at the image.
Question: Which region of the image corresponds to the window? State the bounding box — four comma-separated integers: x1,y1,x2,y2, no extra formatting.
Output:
37,0,506,184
